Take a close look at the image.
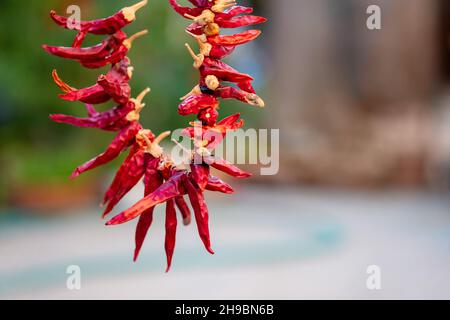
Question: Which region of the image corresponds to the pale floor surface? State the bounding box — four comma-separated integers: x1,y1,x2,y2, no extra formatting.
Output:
0,186,449,299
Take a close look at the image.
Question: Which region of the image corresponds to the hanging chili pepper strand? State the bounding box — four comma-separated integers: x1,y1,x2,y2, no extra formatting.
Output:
44,0,267,272
106,0,267,269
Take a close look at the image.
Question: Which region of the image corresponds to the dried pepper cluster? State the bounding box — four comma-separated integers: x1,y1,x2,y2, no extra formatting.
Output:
44,0,266,272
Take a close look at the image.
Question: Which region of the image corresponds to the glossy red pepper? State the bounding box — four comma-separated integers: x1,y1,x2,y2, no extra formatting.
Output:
50,1,148,39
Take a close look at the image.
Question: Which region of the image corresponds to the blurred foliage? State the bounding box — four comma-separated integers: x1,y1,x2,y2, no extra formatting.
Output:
0,0,265,204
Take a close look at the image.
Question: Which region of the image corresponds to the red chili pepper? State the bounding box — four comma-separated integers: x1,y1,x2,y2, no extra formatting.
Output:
216,15,267,28
175,196,192,225
50,88,149,132
169,0,204,18
206,175,234,194
134,157,164,261
71,121,142,178
102,150,147,217
178,94,219,116
49,104,132,131
206,157,252,178
215,6,253,20
106,171,187,226
183,113,245,149
197,106,219,126
80,30,148,69
193,57,254,86
183,174,214,255
208,30,261,46
190,163,210,191
42,31,126,61
164,199,178,272
50,1,148,38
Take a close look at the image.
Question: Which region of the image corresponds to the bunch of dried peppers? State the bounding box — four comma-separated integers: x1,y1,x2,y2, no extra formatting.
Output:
44,0,266,272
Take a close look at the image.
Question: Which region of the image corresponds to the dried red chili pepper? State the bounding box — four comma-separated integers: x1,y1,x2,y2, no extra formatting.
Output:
164,199,178,272
182,174,214,255
134,156,164,261
71,121,142,178
175,196,192,225
50,88,149,132
44,0,266,271
42,31,126,61
50,0,148,41
206,175,234,194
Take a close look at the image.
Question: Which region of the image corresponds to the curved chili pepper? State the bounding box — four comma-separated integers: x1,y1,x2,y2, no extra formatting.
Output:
175,196,192,225
206,175,234,194
208,30,261,46
216,15,267,28
71,121,142,179
106,171,187,226
79,30,148,69
183,175,214,255
215,6,253,20
103,144,140,206
50,1,148,37
206,157,251,178
134,157,164,261
169,0,204,18
49,102,134,131
42,41,111,61
102,150,147,217
165,199,178,272
42,31,126,61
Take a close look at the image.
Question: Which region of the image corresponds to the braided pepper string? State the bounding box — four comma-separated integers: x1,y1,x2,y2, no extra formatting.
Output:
43,0,266,272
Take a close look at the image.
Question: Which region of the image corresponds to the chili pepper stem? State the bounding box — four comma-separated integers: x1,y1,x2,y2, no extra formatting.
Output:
124,30,149,49
184,43,204,68
122,0,148,22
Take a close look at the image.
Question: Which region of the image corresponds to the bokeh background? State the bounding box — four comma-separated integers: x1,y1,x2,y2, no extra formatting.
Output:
1,0,450,299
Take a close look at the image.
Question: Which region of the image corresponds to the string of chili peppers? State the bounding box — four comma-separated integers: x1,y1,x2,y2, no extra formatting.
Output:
44,0,266,272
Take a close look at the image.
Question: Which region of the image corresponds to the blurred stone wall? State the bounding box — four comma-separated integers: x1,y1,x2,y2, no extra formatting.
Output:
264,0,449,188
